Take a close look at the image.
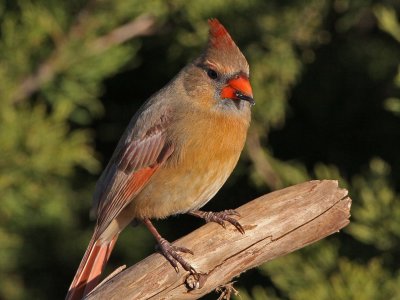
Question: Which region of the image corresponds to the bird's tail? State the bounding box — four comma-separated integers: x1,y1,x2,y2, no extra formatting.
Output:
66,233,118,300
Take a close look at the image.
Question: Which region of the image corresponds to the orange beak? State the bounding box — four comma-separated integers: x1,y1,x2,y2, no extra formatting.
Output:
221,75,254,105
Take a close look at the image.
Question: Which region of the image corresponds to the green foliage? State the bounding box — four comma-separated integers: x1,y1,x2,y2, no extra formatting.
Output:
255,242,400,300
348,158,400,251
1,0,400,299
0,0,167,298
375,5,400,117
248,1,330,128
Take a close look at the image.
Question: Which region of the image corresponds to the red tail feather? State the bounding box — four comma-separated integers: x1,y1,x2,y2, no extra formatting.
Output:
66,234,118,300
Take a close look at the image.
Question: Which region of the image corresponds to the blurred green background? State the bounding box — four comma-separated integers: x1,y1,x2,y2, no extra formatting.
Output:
1,0,400,299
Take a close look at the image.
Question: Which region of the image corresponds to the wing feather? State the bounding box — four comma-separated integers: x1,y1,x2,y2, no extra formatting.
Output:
93,113,173,236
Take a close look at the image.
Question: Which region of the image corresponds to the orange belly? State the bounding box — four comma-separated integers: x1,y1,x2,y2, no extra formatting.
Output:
116,107,249,227
125,152,240,219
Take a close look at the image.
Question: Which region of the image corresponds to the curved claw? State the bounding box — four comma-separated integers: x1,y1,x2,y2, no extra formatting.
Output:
189,209,245,234
143,218,197,274
223,216,245,234
157,238,196,273
225,209,241,217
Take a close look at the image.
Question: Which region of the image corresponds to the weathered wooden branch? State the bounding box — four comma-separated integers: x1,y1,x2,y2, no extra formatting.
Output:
85,180,351,300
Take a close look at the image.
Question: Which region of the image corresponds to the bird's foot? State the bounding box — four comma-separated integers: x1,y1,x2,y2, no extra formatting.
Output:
189,209,245,234
142,218,197,274
156,238,196,274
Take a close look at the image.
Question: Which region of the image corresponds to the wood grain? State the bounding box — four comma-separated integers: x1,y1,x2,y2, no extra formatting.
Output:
85,180,351,300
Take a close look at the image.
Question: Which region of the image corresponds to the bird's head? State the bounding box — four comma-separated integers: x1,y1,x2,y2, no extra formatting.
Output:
182,19,254,114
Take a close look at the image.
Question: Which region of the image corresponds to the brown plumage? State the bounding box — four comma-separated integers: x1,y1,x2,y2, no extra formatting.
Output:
66,18,254,300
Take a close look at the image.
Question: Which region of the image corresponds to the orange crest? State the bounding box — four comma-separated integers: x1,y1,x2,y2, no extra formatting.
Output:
208,19,235,49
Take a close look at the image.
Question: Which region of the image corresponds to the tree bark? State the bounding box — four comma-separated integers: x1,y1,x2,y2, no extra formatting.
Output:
85,180,351,300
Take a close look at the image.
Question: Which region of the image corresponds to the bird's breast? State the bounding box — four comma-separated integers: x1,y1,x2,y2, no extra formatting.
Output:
125,109,249,219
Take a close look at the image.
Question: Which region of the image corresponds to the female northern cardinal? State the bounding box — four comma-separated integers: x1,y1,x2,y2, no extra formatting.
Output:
66,19,254,300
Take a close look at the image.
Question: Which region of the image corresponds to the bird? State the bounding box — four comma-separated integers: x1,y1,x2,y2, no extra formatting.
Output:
66,18,254,300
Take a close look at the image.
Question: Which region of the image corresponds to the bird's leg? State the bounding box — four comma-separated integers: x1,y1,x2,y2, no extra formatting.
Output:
142,218,196,274
189,209,245,234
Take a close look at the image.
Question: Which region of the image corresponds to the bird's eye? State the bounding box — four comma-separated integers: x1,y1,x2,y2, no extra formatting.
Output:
207,69,218,80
